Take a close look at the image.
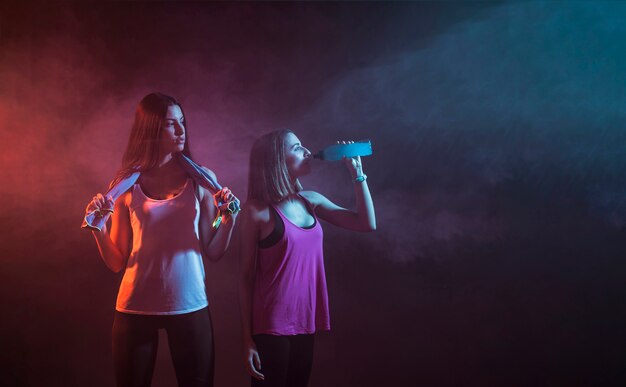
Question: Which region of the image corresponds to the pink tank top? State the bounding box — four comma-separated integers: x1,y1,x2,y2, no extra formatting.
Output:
252,197,330,335
116,179,208,315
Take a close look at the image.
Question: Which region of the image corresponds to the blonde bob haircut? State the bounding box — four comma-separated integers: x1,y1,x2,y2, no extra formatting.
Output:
247,129,303,204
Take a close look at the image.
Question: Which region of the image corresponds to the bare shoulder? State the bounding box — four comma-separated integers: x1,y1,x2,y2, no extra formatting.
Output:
111,191,132,225
193,166,217,202
115,190,132,208
242,199,271,222
200,166,218,181
299,190,327,207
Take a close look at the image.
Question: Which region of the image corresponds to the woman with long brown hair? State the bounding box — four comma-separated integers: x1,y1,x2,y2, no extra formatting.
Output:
239,129,376,387
84,92,238,387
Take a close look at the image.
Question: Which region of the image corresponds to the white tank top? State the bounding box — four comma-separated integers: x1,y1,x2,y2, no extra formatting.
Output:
116,178,208,315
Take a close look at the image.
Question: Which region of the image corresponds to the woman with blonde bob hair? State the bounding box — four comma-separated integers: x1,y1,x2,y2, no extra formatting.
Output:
239,129,376,387
85,92,238,387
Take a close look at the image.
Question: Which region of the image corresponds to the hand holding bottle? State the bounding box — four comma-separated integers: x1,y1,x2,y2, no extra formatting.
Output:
337,140,364,179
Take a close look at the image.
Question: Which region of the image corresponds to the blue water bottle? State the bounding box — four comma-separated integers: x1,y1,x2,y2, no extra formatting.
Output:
313,139,373,161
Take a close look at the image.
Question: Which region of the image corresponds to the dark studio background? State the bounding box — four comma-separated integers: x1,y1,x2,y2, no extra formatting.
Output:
1,1,626,386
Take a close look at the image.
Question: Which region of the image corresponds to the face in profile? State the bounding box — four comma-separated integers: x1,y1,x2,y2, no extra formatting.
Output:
160,105,186,155
284,132,312,178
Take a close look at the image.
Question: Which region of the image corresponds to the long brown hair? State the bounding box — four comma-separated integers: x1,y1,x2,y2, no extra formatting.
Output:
110,92,193,188
247,129,302,204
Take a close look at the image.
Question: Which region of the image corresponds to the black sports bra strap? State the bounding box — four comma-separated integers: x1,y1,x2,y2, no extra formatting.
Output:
258,205,285,248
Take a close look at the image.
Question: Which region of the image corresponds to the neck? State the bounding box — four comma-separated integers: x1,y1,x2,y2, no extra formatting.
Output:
146,152,180,177
158,151,176,167
290,178,301,192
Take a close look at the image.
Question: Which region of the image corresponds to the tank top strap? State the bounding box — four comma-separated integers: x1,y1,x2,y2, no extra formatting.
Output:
297,193,318,221
190,177,201,203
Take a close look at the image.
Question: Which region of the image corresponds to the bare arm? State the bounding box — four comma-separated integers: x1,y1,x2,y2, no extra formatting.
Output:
238,201,265,380
197,169,239,261
302,154,376,232
88,193,132,273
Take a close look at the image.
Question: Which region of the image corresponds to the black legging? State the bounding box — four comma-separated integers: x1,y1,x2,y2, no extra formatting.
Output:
112,307,215,387
251,334,315,387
